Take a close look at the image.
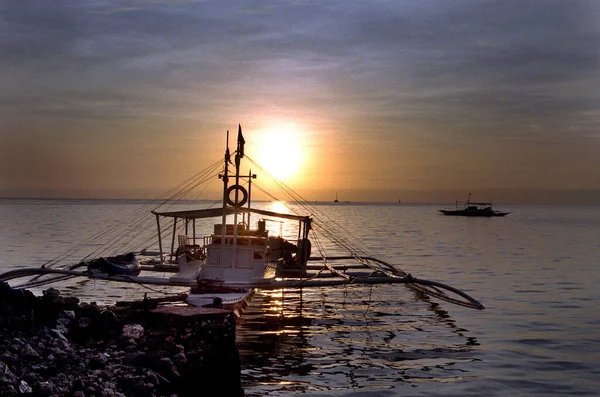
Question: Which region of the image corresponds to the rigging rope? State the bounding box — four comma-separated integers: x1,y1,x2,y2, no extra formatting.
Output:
26,158,223,288
6,150,485,310
245,156,483,310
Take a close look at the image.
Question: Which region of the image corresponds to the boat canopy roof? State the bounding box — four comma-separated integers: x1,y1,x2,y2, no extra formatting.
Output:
458,201,492,206
152,206,310,222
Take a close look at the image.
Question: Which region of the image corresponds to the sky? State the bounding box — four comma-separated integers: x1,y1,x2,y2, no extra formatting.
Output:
1,0,599,204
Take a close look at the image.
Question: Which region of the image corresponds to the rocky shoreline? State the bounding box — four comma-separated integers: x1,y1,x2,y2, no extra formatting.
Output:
0,281,244,396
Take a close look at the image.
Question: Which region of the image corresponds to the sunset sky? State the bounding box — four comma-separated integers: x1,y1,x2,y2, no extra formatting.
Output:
1,0,599,204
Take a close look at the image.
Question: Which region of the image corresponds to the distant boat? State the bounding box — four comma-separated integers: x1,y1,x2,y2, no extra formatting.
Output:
334,193,339,203
438,194,510,217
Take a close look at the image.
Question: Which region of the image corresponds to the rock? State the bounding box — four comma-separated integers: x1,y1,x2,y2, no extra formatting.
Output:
122,324,144,340
19,380,32,393
87,352,108,369
50,328,69,342
56,317,71,333
36,380,55,396
173,352,187,364
21,342,40,358
101,390,126,397
2,384,17,397
158,357,180,379
43,288,60,298
0,360,17,384
78,317,91,328
0,281,243,396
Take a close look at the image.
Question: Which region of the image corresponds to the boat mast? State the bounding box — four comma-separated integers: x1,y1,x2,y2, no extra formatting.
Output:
231,125,247,270
220,130,230,278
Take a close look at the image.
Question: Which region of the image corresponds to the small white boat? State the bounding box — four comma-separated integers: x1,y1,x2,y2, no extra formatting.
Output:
1,125,484,313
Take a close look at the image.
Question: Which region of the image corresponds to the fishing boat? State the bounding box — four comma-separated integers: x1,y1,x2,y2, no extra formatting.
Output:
438,194,510,217
0,125,484,313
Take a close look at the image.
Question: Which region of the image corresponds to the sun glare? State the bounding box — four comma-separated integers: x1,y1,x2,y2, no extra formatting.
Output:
253,123,305,182
268,200,289,214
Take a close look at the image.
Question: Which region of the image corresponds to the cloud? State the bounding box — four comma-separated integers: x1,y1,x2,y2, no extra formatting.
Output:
1,0,599,198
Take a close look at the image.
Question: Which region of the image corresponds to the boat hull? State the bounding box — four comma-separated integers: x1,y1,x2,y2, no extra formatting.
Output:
439,209,509,217
186,289,253,308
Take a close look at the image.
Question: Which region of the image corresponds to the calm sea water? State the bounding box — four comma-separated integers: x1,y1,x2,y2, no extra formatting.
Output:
1,199,599,396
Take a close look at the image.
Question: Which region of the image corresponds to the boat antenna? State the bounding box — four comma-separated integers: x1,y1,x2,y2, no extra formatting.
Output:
232,125,245,238
221,131,230,207
247,169,256,225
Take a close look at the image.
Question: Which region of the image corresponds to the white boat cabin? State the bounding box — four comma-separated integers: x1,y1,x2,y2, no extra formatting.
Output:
151,206,312,283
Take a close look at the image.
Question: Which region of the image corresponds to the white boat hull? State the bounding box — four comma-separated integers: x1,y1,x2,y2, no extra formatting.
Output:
186,289,253,308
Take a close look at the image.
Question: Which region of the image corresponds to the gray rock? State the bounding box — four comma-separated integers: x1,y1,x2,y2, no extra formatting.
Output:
122,324,144,340
173,352,187,364
158,357,180,378
21,342,40,358
18,379,32,393
78,317,91,328
36,380,55,396
43,288,60,298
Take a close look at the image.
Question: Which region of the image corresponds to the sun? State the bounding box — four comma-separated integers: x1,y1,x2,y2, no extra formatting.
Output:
253,123,305,181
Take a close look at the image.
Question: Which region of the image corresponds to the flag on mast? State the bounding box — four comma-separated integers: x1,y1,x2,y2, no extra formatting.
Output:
237,124,245,158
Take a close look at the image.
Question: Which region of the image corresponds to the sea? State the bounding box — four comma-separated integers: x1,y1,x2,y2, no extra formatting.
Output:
1,198,599,397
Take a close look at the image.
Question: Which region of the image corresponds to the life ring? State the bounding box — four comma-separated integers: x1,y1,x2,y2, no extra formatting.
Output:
226,185,248,207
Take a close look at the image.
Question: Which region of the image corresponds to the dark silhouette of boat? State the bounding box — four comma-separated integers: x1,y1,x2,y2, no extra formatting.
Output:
87,252,141,276
438,194,510,217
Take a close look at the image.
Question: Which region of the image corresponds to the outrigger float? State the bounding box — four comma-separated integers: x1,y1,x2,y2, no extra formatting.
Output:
1,126,484,312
